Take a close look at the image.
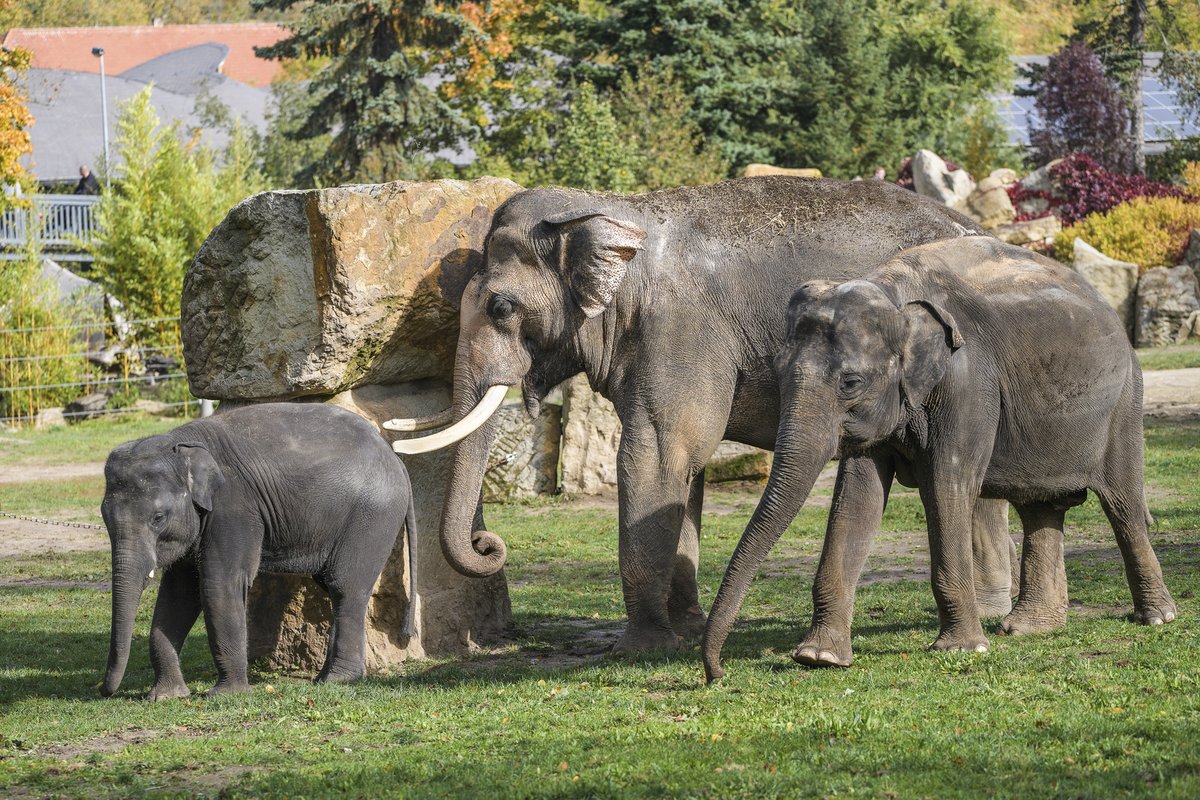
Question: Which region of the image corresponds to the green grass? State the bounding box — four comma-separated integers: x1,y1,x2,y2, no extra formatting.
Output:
0,415,183,469
1135,343,1200,372
1,417,1198,798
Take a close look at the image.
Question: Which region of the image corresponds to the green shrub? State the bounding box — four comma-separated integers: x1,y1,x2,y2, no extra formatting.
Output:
1054,195,1200,271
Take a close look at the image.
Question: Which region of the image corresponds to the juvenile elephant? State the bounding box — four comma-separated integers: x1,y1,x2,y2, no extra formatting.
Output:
100,403,417,700
702,236,1176,681
389,176,1020,653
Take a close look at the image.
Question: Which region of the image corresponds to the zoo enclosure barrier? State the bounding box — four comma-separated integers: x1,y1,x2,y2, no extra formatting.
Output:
0,315,202,426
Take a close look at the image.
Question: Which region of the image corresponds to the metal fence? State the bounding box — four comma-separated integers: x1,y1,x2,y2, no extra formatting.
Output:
0,194,100,262
0,315,201,426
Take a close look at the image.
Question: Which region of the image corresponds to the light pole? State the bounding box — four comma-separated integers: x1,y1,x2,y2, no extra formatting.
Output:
91,47,109,188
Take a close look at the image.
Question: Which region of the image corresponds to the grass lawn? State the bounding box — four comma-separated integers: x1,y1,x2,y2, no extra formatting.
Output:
1136,343,1200,372
1,415,1198,798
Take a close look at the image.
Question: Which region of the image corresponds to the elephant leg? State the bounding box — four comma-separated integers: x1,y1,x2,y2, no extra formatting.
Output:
999,502,1068,635
794,453,892,668
924,483,989,653
1094,455,1175,626
317,585,370,684
148,561,202,702
667,469,706,640
200,570,253,696
971,499,1014,617
612,410,723,654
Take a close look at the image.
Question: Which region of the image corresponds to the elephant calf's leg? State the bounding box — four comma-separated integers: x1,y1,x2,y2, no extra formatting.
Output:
667,470,707,640
148,562,202,701
201,574,253,695
925,489,990,653
317,587,370,684
1096,488,1176,626
795,454,891,668
999,502,1068,636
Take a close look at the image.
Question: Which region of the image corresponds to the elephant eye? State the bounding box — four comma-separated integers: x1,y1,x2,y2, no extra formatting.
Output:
151,511,167,527
487,294,515,321
839,374,865,395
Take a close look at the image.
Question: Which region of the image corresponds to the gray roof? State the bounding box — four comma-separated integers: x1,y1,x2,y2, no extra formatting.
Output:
20,43,270,182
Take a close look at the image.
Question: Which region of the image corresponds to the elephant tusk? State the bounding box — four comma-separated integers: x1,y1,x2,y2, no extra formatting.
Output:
381,407,457,432
392,385,510,455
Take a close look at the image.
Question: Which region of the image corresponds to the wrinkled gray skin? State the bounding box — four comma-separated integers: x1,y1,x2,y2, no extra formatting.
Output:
100,403,417,700
434,176,1020,653
702,236,1177,681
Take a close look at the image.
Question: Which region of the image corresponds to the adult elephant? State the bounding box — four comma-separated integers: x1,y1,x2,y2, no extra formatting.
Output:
391,176,1015,653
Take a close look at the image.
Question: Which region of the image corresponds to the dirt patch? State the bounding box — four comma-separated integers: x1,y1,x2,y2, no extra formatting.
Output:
0,462,106,485
0,518,108,558
38,728,166,759
0,578,108,590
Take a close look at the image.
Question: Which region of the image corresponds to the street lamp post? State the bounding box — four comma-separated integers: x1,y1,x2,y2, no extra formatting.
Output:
91,47,109,188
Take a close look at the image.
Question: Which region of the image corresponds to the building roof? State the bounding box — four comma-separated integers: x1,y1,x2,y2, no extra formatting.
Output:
3,23,287,87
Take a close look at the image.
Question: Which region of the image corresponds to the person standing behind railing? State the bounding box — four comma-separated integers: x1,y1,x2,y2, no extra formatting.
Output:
73,165,100,196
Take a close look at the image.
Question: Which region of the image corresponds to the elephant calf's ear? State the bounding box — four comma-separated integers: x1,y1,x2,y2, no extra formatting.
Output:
545,210,647,318
172,442,225,513
900,299,963,408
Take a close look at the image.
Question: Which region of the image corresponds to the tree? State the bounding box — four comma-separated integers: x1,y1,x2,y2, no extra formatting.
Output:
252,0,476,185
547,82,638,192
556,0,1011,178
1027,42,1134,172
88,88,262,344
0,11,33,208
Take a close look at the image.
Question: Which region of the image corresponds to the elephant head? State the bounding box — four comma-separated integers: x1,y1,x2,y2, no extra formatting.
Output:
387,193,646,579
100,440,224,696
702,271,962,681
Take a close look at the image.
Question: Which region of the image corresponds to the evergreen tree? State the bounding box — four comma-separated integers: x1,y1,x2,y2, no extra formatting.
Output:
549,82,638,192
252,0,475,184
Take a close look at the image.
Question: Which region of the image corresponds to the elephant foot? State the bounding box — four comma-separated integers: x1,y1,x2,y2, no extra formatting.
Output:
147,681,190,702
974,587,1013,619
998,601,1067,636
315,666,366,684
930,627,989,653
1133,591,1177,626
206,680,251,697
792,624,852,668
669,605,707,641
612,624,680,655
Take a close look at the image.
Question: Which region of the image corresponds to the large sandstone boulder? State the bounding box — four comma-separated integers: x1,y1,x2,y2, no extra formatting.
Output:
183,177,521,401
1136,265,1200,347
186,178,521,671
1013,159,1062,219
911,149,975,209
1072,238,1139,341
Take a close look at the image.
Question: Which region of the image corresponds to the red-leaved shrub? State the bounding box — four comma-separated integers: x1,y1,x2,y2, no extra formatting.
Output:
1007,153,1183,225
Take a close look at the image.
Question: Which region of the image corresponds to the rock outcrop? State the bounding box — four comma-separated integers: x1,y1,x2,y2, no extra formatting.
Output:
962,171,1017,229
183,177,521,401
742,164,822,179
911,149,975,209
1136,265,1200,347
1072,238,1139,341
185,178,520,671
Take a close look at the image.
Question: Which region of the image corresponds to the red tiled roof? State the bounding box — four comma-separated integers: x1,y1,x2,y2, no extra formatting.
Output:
3,23,288,87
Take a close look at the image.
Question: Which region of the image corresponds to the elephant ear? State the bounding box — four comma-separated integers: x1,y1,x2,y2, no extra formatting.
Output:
544,210,647,318
900,299,963,409
172,442,225,513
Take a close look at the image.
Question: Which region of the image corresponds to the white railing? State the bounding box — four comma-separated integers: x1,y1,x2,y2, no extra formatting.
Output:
0,194,100,261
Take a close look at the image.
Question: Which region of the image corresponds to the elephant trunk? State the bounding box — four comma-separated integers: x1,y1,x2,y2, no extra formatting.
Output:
438,385,507,578
702,396,840,682
101,546,153,696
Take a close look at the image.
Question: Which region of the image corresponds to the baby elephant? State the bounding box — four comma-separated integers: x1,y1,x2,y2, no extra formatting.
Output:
703,236,1176,681
99,403,417,700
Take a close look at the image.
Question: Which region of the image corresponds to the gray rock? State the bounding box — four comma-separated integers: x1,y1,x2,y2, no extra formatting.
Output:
247,382,512,670
1014,159,1062,218
182,177,522,401
1135,265,1200,347
911,149,975,209
1184,229,1200,273
559,375,621,496
482,400,563,502
1072,238,1139,341
64,392,108,420
32,407,65,430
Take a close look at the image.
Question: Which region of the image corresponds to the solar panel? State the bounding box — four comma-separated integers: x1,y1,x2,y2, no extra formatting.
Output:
994,53,1200,147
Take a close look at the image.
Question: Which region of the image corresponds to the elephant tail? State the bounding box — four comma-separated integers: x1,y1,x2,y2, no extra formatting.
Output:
402,489,419,640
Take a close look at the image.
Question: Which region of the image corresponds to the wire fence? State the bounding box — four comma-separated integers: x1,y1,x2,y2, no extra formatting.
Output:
0,314,201,427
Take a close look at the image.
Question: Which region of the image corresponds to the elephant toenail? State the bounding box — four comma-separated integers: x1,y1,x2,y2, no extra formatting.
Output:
1150,617,1163,626
975,644,988,653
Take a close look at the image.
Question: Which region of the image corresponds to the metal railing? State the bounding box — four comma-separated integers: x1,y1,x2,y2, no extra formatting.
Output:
0,194,100,262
